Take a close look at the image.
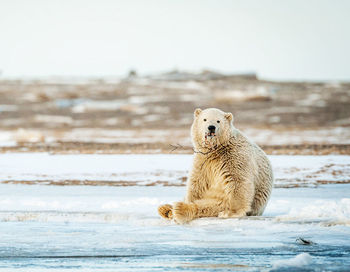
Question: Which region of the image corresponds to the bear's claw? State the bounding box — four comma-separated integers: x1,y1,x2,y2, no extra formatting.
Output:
158,204,173,220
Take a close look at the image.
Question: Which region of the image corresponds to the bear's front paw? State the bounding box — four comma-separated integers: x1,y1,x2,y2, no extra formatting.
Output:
173,202,195,224
158,204,173,220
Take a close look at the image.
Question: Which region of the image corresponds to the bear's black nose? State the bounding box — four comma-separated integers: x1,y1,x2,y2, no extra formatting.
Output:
208,125,216,132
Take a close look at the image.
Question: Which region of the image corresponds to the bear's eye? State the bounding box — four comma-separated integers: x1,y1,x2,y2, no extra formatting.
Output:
217,120,220,123
203,119,207,122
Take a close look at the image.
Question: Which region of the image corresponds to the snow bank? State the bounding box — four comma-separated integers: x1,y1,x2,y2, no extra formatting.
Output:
272,253,312,269
276,198,350,225
214,87,271,102
0,105,18,112
243,126,350,145
71,99,125,113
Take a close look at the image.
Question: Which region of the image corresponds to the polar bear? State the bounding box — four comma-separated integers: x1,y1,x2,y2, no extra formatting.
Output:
158,108,273,224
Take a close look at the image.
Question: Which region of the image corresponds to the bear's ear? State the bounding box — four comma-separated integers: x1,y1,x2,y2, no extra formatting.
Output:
194,108,202,118
224,112,234,122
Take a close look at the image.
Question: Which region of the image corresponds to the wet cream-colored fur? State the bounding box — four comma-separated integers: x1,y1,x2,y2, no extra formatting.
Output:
158,108,273,224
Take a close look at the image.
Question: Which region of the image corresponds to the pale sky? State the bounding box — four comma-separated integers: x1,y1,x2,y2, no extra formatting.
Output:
0,0,349,81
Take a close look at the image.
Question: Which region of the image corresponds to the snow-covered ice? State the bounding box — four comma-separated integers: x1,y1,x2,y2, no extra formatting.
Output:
0,184,349,271
272,253,312,269
0,153,349,187
0,153,349,271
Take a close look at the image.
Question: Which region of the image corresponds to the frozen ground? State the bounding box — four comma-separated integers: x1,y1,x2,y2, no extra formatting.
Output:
0,154,349,271
1,74,350,155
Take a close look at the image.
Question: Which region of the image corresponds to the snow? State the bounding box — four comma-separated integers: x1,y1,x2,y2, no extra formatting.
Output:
3,184,348,227
272,253,312,269
34,115,73,125
243,127,350,145
0,153,349,271
276,198,350,225
0,141,16,147
71,99,125,113
0,153,349,187
0,105,18,112
214,87,271,102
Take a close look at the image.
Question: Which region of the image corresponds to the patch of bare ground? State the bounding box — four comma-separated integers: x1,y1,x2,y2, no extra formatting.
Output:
1,72,350,154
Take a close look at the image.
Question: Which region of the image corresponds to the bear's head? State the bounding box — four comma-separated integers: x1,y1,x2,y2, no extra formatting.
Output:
191,108,234,150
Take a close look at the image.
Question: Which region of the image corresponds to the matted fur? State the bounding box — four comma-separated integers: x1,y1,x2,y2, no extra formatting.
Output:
158,108,273,224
